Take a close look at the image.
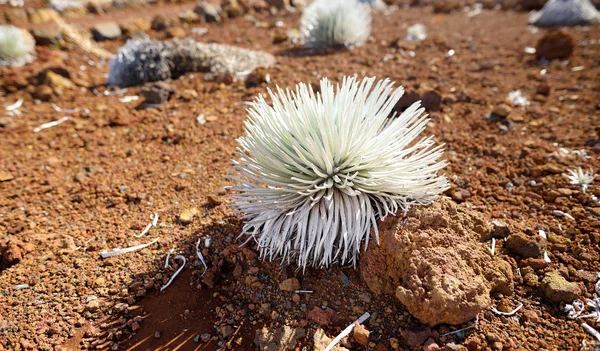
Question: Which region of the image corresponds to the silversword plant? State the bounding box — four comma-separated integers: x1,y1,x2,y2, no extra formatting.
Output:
530,0,599,27
230,76,449,269
107,37,275,87
564,167,595,193
0,25,35,67
300,0,371,48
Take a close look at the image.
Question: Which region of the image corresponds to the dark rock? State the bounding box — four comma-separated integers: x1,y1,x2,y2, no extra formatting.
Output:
141,82,176,104
31,28,62,46
433,0,460,13
151,14,177,31
421,91,442,112
521,0,548,10
33,85,54,101
536,29,574,60
400,326,433,347
536,82,551,96
489,220,511,239
393,91,421,113
505,232,547,258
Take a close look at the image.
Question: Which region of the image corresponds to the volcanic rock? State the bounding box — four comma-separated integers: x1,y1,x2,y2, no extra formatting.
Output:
360,197,514,326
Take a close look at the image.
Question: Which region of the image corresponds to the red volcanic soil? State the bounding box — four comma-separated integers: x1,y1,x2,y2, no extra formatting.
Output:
1,2,599,351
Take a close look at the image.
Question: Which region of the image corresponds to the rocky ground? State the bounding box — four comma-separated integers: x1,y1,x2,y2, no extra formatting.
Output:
1,1,600,351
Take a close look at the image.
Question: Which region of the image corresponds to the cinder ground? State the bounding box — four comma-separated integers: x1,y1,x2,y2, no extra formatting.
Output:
0,3,599,351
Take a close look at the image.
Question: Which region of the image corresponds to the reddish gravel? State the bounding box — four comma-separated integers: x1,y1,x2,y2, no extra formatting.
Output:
0,3,599,351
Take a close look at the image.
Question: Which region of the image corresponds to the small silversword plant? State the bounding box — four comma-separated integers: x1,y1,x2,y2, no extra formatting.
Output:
0,25,35,67
564,167,595,193
530,0,599,27
230,76,449,270
300,0,371,48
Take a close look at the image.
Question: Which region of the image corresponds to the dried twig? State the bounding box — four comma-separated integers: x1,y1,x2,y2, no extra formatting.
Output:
135,213,159,238
488,238,496,255
93,88,128,96
196,238,208,277
553,210,575,220
51,103,89,115
118,96,139,103
564,299,585,319
582,323,600,342
33,116,72,133
324,312,370,351
5,98,23,111
101,237,160,258
440,315,479,337
490,303,523,316
164,247,175,268
160,255,186,292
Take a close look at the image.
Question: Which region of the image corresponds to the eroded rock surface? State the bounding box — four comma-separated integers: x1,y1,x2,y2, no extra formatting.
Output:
360,197,514,326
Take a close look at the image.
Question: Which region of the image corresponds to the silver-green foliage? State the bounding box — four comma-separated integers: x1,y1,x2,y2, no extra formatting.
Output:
300,0,372,48
0,25,35,67
230,76,449,270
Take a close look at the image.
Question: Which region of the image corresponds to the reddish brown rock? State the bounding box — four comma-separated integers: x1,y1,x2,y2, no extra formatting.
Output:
400,326,434,347
360,198,513,326
353,323,369,346
433,0,460,13
505,232,547,258
521,0,548,10
308,307,335,326
536,29,574,60
421,91,442,112
541,271,582,303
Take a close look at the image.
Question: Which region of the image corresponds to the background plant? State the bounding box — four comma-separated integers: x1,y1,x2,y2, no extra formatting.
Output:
300,0,372,48
0,25,36,67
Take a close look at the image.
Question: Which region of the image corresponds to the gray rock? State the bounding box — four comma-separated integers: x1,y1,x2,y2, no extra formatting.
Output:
141,81,176,105
530,0,600,27
194,2,222,22
91,22,122,41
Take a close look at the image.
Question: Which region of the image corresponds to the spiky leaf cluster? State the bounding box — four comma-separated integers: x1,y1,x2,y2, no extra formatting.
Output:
107,37,276,87
300,0,372,48
530,0,599,27
230,76,449,269
107,38,172,87
0,25,35,67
